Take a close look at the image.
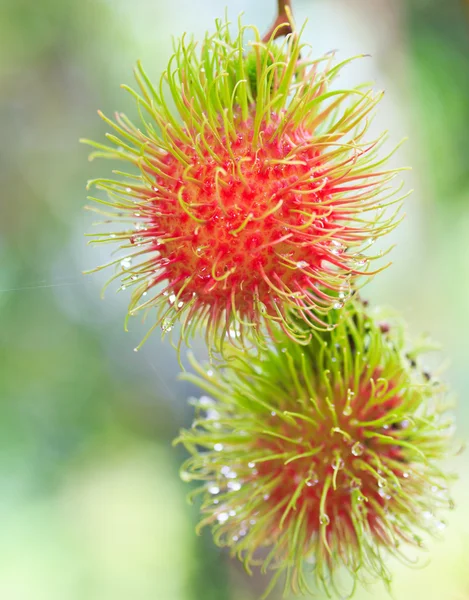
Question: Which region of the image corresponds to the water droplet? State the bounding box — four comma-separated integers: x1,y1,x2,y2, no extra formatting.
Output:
271,411,277,417
120,257,132,269
333,457,344,471
378,488,392,500
217,512,229,523
200,396,214,407
368,237,376,245
169,294,176,304
125,187,132,193
229,510,237,517
248,462,255,468
330,240,344,255
306,473,319,487
263,493,270,500
180,470,191,482
402,472,410,479
228,481,241,491
378,477,387,489
162,318,173,332
208,484,220,495
296,261,309,269
351,442,364,457
133,347,138,352
436,520,447,531
319,513,330,526
214,443,223,452
207,370,214,377
333,301,344,310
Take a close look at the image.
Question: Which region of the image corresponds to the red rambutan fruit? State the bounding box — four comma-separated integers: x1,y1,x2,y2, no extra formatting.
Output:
83,17,407,349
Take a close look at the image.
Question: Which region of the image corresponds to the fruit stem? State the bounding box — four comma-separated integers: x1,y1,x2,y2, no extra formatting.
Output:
262,0,295,42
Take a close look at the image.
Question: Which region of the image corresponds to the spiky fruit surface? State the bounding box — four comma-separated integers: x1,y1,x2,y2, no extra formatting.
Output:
177,301,456,597
83,17,406,348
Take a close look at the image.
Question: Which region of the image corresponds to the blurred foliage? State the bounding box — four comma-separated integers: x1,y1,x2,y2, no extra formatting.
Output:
1,0,468,599
408,0,469,205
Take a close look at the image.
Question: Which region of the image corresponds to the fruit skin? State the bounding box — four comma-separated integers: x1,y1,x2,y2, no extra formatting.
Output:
83,17,407,349
176,300,456,598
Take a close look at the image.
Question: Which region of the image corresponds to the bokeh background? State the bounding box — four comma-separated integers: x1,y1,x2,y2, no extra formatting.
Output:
1,0,469,598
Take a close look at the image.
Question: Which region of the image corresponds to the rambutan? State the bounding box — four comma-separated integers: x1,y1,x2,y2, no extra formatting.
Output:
83,17,406,348
177,301,456,597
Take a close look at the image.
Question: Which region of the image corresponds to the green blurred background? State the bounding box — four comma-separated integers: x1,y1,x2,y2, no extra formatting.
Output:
1,0,469,598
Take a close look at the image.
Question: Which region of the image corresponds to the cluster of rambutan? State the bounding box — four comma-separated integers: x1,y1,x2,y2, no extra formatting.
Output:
84,13,457,599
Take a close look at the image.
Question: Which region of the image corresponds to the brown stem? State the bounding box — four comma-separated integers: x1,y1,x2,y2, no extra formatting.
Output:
262,0,294,42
